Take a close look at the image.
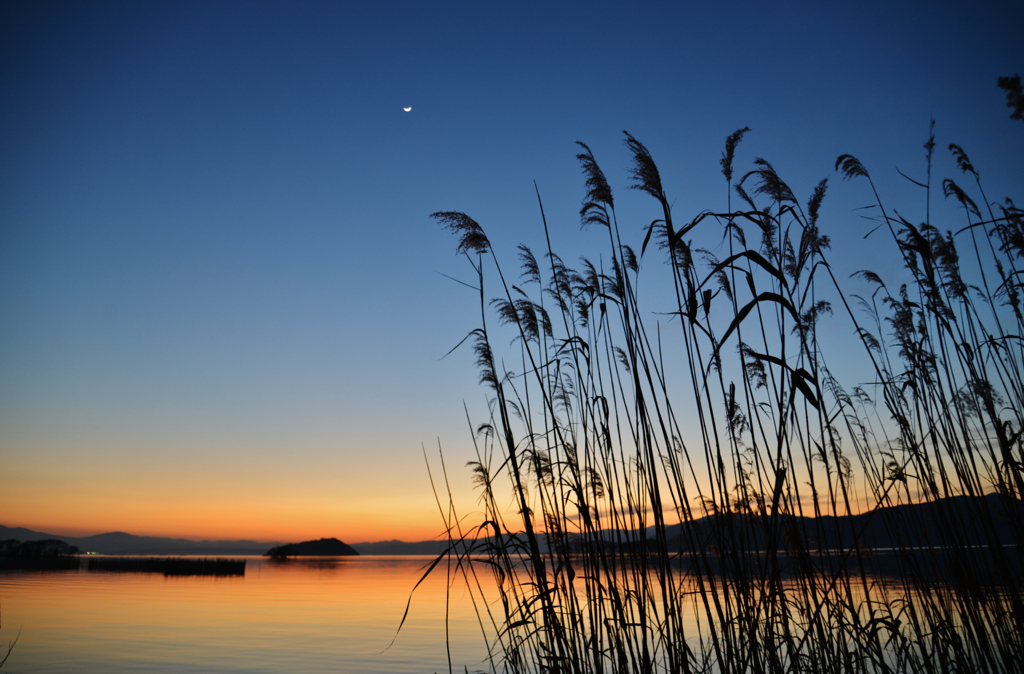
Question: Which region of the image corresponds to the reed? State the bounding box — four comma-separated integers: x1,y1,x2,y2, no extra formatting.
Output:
0,601,19,671
425,87,1024,673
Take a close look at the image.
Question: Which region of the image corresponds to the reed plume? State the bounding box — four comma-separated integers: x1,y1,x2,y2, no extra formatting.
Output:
427,90,1024,673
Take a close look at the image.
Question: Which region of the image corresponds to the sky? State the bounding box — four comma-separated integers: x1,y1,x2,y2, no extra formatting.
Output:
2,0,1022,544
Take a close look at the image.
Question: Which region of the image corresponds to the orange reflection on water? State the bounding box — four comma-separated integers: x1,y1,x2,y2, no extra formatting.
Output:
0,556,488,674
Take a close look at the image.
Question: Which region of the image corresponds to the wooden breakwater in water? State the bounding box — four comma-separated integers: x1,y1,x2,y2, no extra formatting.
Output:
0,555,246,575
84,556,246,576
0,556,81,571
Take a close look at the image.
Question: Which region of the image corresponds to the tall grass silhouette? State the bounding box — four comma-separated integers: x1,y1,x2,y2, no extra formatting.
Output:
426,86,1023,673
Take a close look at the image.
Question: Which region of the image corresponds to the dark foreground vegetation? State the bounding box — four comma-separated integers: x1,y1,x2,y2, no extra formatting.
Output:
423,81,1024,673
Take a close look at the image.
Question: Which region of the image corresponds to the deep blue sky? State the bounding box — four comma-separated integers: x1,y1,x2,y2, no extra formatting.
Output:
2,0,1022,540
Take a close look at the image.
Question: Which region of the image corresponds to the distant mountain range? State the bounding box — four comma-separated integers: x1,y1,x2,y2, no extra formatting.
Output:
4,494,1019,557
0,525,448,556
650,492,1023,552
0,526,282,555
350,539,449,555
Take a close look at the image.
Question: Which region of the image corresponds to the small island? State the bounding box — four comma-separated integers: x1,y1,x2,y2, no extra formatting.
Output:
0,538,81,570
264,537,359,558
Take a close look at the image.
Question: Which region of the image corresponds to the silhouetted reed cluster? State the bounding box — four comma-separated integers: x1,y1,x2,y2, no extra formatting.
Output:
427,89,1024,673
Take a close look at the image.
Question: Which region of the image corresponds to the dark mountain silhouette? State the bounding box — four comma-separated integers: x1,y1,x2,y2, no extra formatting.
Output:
265,537,359,557
0,525,446,556
650,492,1023,552
9,493,1014,560
0,526,281,555
0,538,80,557
349,539,449,555
0,525,448,556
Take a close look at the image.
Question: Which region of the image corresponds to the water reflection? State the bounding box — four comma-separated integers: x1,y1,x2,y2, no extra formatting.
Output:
263,556,355,571
0,556,485,674
6,553,1009,673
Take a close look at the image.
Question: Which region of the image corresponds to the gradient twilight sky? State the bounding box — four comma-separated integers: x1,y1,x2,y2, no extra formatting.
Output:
2,1,1022,543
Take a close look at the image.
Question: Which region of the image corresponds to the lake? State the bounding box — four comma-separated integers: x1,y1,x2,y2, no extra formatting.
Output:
0,556,489,673
3,552,1018,673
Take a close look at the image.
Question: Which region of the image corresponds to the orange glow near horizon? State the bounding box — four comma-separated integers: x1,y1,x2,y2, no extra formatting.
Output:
2,484,458,543
4,496,455,544
5,514,446,545
3,460,893,545
1,440,482,544
3,429,896,546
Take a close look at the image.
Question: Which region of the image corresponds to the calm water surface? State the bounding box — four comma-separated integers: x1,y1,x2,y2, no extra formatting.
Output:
0,556,489,673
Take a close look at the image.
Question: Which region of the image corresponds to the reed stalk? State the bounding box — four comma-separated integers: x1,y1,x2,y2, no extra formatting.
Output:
429,92,1024,673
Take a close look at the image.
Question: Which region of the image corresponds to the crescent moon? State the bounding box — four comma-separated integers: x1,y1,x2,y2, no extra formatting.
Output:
403,106,412,112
